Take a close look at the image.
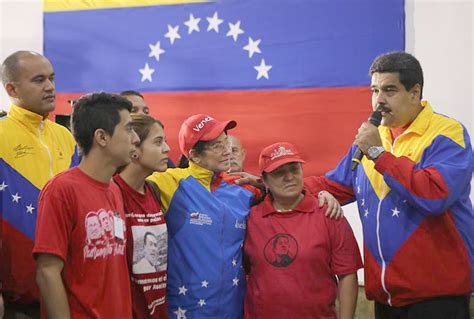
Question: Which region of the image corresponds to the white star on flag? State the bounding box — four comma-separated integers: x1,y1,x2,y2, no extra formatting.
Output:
178,285,188,295
232,277,239,286
232,259,237,267
361,198,365,206
174,307,187,319
391,207,400,217
357,186,361,194
207,12,223,33
26,204,35,214
165,24,181,44
364,209,369,218
198,299,206,307
226,21,244,42
243,37,261,58
403,199,407,203
148,41,165,61
12,193,21,203
139,63,155,82
254,59,272,80
184,14,201,34
201,280,209,288
0,181,8,191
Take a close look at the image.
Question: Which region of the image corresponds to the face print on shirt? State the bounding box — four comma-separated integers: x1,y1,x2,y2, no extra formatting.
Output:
264,233,298,268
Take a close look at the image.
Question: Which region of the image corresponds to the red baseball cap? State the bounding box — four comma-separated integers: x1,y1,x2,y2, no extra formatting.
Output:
259,142,305,173
179,114,237,156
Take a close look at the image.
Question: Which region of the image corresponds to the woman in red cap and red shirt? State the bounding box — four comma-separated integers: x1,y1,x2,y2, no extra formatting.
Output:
244,142,363,319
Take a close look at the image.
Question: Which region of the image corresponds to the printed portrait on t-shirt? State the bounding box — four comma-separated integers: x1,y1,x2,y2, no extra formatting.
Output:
264,233,298,268
85,212,105,246
98,209,114,241
132,224,167,274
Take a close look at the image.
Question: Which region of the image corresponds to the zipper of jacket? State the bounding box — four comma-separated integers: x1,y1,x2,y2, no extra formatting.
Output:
38,121,54,178
376,130,411,305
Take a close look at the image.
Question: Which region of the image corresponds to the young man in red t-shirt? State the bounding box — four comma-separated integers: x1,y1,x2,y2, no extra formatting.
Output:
244,142,363,319
33,93,140,318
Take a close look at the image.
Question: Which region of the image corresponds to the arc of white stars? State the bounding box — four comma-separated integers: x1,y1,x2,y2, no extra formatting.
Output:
198,299,206,307
139,63,155,82
364,209,369,218
226,20,244,42
26,204,35,214
184,14,201,34
201,280,209,288
178,285,188,295
254,59,272,80
391,207,400,217
0,181,8,191
243,37,261,58
148,41,165,61
232,277,239,286
174,307,187,319
206,12,223,33
165,24,181,44
232,259,237,267
12,192,21,203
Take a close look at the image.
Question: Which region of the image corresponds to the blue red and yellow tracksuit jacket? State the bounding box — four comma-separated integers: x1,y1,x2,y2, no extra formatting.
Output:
148,162,260,318
0,105,79,304
306,101,473,306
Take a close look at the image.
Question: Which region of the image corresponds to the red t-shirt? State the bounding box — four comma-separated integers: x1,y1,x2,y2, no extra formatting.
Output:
244,192,363,319
33,167,132,319
113,175,168,319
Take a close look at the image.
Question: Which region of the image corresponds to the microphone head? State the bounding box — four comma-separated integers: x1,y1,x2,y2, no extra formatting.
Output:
369,111,382,127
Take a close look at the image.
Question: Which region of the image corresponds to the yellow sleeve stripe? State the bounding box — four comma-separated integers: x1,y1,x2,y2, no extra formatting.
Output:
44,0,210,12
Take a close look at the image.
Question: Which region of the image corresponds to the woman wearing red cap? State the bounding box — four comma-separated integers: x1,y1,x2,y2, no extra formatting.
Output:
243,142,363,319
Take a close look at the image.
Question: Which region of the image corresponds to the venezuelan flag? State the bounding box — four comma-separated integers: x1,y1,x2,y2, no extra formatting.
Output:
44,0,404,175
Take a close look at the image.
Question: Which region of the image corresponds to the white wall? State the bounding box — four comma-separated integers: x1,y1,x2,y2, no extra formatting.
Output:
0,0,43,111
0,0,472,286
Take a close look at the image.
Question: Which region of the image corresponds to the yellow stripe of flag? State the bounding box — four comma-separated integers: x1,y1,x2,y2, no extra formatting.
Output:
44,0,210,12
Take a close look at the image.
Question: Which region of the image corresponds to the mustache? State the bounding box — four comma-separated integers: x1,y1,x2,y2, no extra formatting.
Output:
375,104,390,113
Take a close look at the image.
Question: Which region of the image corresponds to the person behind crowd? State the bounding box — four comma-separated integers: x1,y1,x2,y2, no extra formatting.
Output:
148,114,343,318
120,90,150,115
306,51,473,318
228,135,246,173
244,142,362,319
0,50,78,317
33,93,139,318
113,114,170,318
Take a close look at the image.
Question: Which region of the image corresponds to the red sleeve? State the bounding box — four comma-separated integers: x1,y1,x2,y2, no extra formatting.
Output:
304,175,354,205
327,217,363,276
33,180,73,262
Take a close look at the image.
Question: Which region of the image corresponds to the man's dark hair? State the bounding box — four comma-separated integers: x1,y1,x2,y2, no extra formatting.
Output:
369,51,424,98
72,92,132,156
120,90,144,99
1,51,40,86
143,232,157,245
272,234,289,249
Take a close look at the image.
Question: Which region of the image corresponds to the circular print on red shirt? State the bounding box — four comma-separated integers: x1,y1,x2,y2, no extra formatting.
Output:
264,233,298,268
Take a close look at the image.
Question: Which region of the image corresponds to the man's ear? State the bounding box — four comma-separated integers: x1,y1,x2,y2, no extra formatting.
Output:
189,149,200,164
410,83,422,101
241,149,246,161
94,128,109,148
5,82,18,98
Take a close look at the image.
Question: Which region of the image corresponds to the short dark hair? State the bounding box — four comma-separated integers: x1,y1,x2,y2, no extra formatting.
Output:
1,51,42,86
72,92,132,156
272,234,289,249
120,90,144,99
143,232,157,245
369,51,424,98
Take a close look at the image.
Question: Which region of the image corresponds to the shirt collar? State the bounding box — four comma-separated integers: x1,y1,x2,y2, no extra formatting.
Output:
261,190,316,217
8,104,48,132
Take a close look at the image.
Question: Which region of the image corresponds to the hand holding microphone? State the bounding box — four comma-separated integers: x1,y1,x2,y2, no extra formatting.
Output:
351,110,383,171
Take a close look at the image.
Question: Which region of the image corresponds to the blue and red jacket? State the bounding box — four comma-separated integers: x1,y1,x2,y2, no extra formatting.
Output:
306,101,473,306
0,105,79,304
148,162,260,318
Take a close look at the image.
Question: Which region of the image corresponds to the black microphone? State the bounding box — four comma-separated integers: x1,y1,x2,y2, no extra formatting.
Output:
350,110,382,171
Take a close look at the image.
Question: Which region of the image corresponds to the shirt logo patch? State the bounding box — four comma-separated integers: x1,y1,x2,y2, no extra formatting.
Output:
264,233,298,268
189,212,213,226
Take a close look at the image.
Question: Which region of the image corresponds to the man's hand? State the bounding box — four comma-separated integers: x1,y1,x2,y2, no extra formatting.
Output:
354,121,383,154
318,191,344,219
229,172,263,188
